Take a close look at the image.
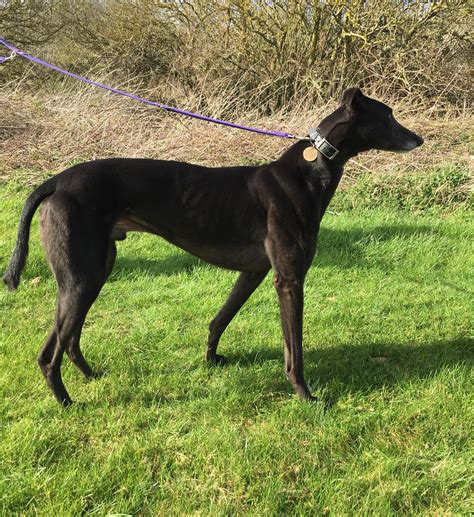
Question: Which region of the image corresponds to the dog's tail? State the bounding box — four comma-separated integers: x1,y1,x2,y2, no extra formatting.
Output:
3,176,58,291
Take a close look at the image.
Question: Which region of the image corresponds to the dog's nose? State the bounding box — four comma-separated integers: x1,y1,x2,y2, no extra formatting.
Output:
416,135,424,146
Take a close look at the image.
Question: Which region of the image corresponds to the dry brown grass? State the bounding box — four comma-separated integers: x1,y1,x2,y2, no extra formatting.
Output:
1,70,472,187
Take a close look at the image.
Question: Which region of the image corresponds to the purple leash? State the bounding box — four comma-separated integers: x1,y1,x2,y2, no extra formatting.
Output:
0,37,302,140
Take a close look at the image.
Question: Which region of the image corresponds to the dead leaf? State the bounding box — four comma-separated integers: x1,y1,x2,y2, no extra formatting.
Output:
371,356,388,365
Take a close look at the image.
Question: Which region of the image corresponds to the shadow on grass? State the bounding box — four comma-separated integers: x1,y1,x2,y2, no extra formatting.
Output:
315,223,438,270
113,252,203,279
222,337,473,403
97,337,472,409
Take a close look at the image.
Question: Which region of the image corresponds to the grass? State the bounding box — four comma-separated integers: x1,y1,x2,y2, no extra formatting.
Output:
0,183,473,515
334,163,472,212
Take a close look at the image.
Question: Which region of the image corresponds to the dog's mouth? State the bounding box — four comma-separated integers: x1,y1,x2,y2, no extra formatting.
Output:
393,143,419,153
392,135,424,153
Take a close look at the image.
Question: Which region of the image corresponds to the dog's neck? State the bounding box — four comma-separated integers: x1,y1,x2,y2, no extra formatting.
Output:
316,105,365,165
278,109,368,218
311,112,362,216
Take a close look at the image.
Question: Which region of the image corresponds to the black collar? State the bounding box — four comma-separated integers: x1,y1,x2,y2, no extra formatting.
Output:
308,128,339,160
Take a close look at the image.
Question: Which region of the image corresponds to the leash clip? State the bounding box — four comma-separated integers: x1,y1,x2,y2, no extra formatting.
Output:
308,128,339,160
0,51,16,64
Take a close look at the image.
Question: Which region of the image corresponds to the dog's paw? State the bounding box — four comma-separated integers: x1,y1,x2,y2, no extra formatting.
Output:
60,397,74,408
206,353,228,366
86,369,107,380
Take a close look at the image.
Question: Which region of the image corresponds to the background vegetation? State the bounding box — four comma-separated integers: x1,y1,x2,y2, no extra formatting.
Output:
1,0,472,195
1,0,472,110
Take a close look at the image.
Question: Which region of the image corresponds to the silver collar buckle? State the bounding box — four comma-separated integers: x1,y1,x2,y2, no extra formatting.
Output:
308,128,339,160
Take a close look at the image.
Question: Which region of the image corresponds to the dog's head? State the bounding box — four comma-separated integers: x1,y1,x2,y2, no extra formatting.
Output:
319,88,424,156
340,87,424,153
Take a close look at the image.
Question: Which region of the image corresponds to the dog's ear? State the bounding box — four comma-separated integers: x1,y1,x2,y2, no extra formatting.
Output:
340,87,364,111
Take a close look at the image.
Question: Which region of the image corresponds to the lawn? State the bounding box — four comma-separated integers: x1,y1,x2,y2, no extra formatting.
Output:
0,183,472,515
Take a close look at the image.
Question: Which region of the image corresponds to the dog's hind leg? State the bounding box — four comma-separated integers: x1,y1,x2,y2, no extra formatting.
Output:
39,281,105,405
65,241,117,379
206,270,268,364
104,240,118,280
65,317,94,379
38,194,110,405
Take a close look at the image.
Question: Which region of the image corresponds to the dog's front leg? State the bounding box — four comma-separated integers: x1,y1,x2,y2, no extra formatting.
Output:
207,270,269,364
274,272,314,400
265,204,315,401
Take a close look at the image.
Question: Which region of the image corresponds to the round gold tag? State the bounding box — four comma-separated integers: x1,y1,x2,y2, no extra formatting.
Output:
303,146,318,162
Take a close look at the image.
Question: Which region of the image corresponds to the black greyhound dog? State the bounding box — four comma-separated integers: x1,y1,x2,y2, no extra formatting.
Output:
3,88,423,406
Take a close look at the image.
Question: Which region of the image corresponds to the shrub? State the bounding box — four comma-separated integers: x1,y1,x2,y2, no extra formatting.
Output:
1,0,472,113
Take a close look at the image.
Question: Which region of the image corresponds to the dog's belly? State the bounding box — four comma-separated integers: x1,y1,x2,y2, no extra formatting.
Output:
113,217,270,272
174,240,270,271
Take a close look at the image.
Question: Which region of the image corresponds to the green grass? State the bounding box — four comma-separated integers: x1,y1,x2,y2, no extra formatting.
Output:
0,184,473,515
334,163,472,212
